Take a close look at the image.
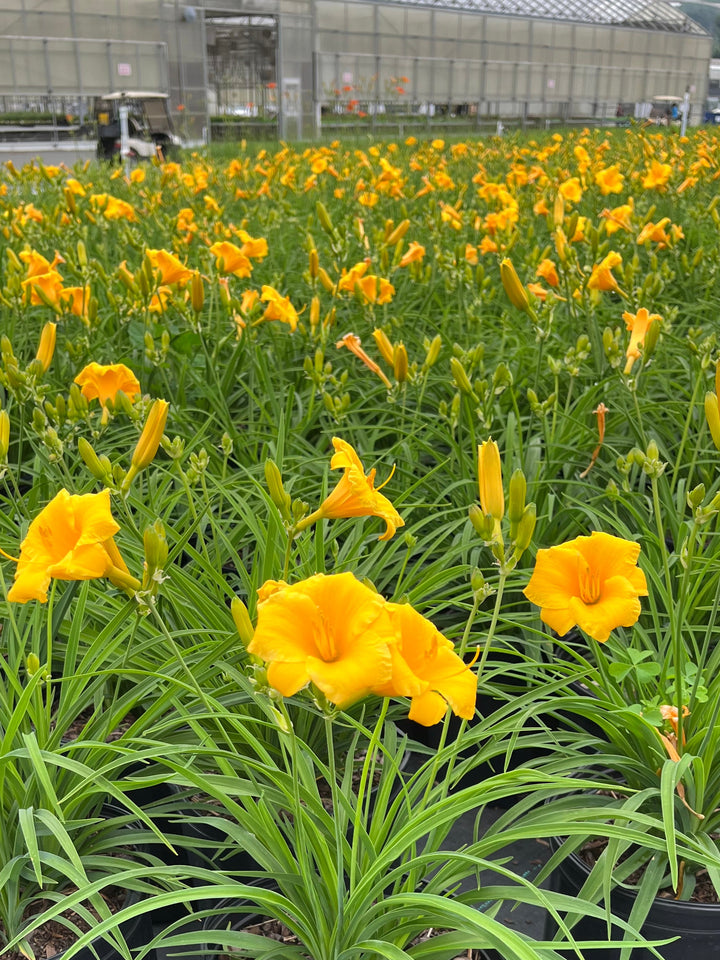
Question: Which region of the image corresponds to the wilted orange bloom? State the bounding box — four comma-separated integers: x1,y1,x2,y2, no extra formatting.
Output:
103,197,136,220
677,176,697,194
146,249,194,286
587,251,623,293
636,218,671,248
374,602,476,725
74,362,141,407
524,531,648,643
464,244,478,265
536,258,559,287
399,241,425,267
129,167,145,184
594,165,624,195
623,307,662,373
642,160,672,190
533,198,550,216
210,241,253,278
580,403,609,479
337,332,392,389
260,285,299,331
4,489,134,604
203,195,221,215
358,191,379,207
479,236,498,255
59,285,90,320
247,573,395,708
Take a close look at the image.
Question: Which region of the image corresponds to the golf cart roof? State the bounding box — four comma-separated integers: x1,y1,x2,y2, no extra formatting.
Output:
99,92,169,101
652,95,682,102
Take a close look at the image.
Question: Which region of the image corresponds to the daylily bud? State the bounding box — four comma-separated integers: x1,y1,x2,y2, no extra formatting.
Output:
309,248,319,279
77,240,87,268
424,334,442,368
553,193,565,226
478,439,504,523
231,597,255,646
508,469,527,540
450,357,474,396
35,322,57,373
500,259,530,314
26,653,41,677
122,399,169,493
316,201,336,237
513,503,537,556
118,262,136,292
318,267,335,293
77,437,113,484
191,271,204,313
264,458,292,520
0,409,9,462
309,295,320,330
373,328,395,367
385,219,410,246
393,343,409,383
143,520,168,579
687,483,706,510
705,392,720,450
469,504,495,541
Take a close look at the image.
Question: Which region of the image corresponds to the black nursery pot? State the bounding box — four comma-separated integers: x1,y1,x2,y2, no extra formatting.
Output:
50,888,148,960
546,836,720,959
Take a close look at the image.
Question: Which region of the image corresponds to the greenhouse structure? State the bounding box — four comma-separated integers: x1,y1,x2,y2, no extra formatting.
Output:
0,0,712,140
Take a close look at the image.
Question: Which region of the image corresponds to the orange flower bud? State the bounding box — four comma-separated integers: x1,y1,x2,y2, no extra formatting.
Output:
35,322,57,373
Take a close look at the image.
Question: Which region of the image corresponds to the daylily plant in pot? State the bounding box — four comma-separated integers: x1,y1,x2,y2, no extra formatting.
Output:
517,434,720,953
146,568,647,960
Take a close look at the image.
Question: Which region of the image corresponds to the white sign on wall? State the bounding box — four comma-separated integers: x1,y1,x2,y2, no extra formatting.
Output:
117,63,132,77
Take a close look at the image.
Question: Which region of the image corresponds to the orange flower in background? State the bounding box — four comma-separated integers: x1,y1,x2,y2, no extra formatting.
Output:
210,241,253,278
600,201,633,235
399,241,425,267
536,258,559,287
59,285,91,320
594,165,624,195
3,489,134,604
297,436,404,541
74,362,141,407
260,285,299,331
235,230,268,261
149,286,172,313
146,249,194,286
355,274,395,305
375,602,477,725
247,572,395,708
642,160,672,190
103,196,136,220
337,261,369,294
587,251,623,294
636,218,671,248
21,270,64,307
623,307,662,373
337,333,392,389
524,531,648,643
20,249,64,278
559,177,582,204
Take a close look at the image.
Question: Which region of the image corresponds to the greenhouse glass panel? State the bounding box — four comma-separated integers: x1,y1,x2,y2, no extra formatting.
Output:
346,3,374,34
405,35,433,57
377,6,405,36
459,14,485,41
317,1,345,30
435,38,457,59
434,11,459,38
380,35,407,55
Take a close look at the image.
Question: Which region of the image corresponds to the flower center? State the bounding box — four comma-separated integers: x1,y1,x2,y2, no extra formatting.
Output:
314,614,338,662
577,559,601,605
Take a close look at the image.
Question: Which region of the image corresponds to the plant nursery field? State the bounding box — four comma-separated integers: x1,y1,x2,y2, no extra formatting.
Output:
2,127,720,960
